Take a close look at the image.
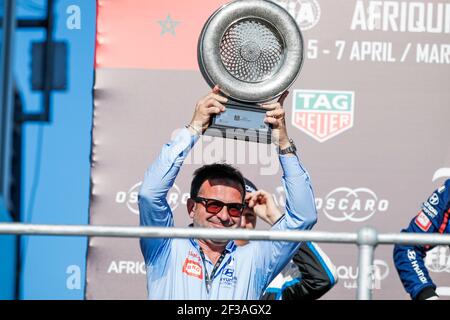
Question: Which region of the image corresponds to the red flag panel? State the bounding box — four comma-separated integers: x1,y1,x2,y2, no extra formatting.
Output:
95,0,228,70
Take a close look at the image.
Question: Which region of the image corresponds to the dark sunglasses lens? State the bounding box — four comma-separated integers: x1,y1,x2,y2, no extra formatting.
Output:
205,201,224,214
228,205,243,217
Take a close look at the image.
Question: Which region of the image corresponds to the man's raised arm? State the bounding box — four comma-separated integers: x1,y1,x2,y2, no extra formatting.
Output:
138,86,227,262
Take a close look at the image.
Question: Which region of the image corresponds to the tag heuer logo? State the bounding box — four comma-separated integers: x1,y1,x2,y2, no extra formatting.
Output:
292,90,355,143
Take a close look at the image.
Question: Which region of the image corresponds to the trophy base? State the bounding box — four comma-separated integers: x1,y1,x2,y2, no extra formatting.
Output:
204,100,272,144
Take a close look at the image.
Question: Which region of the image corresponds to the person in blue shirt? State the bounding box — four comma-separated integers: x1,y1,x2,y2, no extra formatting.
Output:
393,179,450,300
138,86,317,299
237,179,338,300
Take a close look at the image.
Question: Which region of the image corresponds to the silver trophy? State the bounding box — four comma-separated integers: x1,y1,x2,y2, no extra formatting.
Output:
198,0,304,143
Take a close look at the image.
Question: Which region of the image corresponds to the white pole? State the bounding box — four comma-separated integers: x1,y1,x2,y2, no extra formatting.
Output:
0,222,358,243
356,227,378,300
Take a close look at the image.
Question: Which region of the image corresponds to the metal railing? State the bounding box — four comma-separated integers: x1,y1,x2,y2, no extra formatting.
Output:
1,222,450,300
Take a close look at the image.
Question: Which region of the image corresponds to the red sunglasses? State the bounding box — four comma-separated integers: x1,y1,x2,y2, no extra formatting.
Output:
193,197,245,217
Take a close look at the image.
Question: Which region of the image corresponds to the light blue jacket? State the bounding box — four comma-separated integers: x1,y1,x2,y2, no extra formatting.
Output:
139,128,317,299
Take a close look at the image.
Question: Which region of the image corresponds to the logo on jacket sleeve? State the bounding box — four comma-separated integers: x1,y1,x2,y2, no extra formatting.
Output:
428,193,440,206
407,249,429,284
422,201,438,218
415,211,432,232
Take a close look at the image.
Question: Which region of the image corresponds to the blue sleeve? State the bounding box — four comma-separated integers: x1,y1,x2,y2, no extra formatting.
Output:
138,128,199,264
279,155,318,231
255,154,318,291
393,179,450,299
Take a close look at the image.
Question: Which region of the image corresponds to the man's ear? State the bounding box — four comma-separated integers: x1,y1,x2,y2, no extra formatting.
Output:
187,198,196,218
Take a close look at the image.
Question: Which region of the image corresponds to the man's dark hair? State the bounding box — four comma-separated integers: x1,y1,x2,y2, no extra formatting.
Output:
191,163,246,201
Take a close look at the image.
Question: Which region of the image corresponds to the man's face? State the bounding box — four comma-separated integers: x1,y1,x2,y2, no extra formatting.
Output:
189,178,243,232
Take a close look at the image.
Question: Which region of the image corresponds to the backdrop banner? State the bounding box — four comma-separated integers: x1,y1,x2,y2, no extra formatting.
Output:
87,0,450,299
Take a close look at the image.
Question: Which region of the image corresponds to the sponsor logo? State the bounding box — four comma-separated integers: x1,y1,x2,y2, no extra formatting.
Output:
274,0,321,31
223,268,234,278
182,251,203,280
415,211,432,232
316,187,389,222
422,200,438,218
425,246,450,273
433,168,450,181
115,182,188,214
429,193,440,206
220,258,238,288
220,267,237,288
292,90,355,143
107,261,146,275
407,249,416,261
407,249,429,284
182,258,203,280
338,259,389,290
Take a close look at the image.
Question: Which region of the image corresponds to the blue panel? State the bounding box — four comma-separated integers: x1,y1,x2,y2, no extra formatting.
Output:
0,197,16,300
14,0,96,299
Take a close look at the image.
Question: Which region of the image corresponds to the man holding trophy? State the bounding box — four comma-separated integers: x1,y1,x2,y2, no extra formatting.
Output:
138,0,317,299
139,85,317,299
